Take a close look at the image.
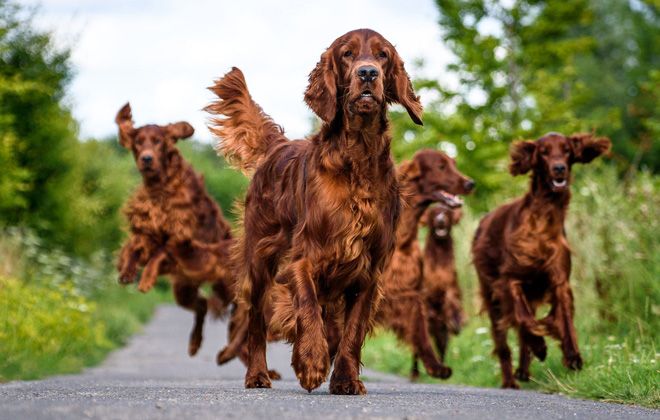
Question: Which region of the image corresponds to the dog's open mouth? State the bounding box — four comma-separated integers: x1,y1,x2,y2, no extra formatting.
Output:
433,190,463,209
358,90,374,101
434,227,449,237
551,178,567,190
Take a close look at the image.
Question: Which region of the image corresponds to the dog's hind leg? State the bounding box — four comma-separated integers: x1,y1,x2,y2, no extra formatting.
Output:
428,313,450,363
409,297,452,379
410,354,420,381
173,282,207,357
243,260,275,389
323,306,341,364
515,329,532,382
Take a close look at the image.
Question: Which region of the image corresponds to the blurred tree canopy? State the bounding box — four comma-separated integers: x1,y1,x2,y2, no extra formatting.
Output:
0,1,247,256
391,0,659,200
0,1,85,250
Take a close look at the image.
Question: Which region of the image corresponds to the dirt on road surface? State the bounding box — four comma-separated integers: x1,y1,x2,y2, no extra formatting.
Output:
0,305,656,419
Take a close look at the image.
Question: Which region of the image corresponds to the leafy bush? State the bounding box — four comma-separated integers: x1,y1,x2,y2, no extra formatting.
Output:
177,140,248,220
0,277,110,380
0,228,165,381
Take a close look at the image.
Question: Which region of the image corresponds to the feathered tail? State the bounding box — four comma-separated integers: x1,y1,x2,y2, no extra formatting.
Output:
206,67,287,175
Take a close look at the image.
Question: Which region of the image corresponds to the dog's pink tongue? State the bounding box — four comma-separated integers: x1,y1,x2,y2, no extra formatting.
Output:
438,191,463,209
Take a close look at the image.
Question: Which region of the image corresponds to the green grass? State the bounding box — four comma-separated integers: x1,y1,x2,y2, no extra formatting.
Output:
364,166,660,408
364,322,659,407
0,229,169,381
0,276,167,381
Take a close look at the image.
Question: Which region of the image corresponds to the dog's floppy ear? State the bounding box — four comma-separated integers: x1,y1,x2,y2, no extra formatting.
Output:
165,122,195,142
419,208,430,227
386,52,423,126
304,49,338,124
570,133,611,164
451,207,463,224
115,102,135,148
509,140,537,176
398,158,422,181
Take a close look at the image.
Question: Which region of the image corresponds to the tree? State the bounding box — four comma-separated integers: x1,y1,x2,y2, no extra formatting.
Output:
391,0,659,203
0,1,79,241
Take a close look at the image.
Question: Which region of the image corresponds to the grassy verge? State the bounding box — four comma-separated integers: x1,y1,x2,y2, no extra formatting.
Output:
0,229,168,381
364,167,659,408
364,323,659,407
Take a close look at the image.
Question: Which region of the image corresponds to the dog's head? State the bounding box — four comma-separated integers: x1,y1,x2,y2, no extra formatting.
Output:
304,28,423,127
115,103,194,183
510,132,611,193
425,205,463,239
399,149,474,208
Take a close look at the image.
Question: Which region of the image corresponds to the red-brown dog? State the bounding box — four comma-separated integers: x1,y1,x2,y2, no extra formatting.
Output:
207,29,423,394
472,132,610,388
411,204,465,380
377,149,473,381
116,103,235,356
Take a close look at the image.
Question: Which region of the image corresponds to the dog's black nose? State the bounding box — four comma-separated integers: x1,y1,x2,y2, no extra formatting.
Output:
553,164,566,175
357,66,379,82
464,179,475,191
141,155,153,165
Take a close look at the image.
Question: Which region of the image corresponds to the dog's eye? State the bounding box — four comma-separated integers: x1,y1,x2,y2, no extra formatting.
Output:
343,50,353,58
378,51,387,59
540,148,548,155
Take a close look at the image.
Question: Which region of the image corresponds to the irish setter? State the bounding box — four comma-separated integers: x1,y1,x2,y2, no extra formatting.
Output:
410,204,465,380
115,103,235,357
206,29,423,394
376,149,473,381
472,132,611,388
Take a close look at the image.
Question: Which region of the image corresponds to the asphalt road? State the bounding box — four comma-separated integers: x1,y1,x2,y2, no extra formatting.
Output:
1,305,656,419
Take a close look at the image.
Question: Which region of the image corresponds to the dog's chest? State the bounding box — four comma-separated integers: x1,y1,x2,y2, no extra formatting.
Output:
342,187,381,260
508,211,568,270
129,190,196,239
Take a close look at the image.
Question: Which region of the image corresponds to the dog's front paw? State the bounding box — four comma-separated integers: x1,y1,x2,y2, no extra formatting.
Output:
528,335,547,361
514,368,530,382
294,358,329,393
427,363,452,379
292,338,330,392
216,346,234,365
137,281,154,293
329,378,366,395
563,353,583,370
118,271,136,285
502,379,520,390
245,371,272,389
188,336,202,357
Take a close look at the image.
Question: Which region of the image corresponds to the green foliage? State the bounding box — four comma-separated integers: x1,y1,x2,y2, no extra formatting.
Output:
0,1,81,245
177,140,248,220
0,276,110,380
393,0,660,209
0,228,166,381
363,167,660,407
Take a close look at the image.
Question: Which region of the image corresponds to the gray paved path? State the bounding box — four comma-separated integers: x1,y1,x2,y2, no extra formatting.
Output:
1,305,656,419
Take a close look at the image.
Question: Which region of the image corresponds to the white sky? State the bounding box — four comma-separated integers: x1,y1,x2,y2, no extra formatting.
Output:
25,0,452,141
